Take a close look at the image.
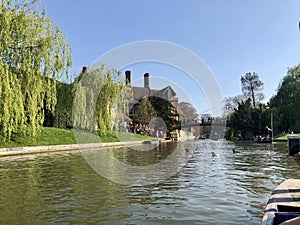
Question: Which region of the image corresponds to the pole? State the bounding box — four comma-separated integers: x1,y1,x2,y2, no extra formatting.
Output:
271,112,274,143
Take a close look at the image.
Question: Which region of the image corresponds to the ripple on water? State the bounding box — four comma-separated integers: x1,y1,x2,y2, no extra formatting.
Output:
0,141,299,225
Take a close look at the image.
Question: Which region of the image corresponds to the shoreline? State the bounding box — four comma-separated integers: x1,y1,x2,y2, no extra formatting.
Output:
0,137,292,158
0,141,149,157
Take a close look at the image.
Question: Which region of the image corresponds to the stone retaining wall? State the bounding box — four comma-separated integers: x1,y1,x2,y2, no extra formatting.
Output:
0,141,144,157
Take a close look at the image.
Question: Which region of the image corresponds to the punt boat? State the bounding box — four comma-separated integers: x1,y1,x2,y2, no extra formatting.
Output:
261,179,300,225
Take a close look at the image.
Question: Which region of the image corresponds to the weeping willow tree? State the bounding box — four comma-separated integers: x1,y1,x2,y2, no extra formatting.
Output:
0,0,72,141
73,65,128,137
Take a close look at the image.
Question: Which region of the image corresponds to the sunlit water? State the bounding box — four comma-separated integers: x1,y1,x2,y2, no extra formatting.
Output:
0,140,299,225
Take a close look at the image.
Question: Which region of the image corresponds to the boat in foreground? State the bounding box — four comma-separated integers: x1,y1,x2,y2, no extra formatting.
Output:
261,179,300,225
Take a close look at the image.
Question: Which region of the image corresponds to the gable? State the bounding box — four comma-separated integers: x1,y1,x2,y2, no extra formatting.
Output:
154,86,177,99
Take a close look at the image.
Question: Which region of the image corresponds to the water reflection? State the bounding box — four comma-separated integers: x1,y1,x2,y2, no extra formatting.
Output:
0,140,300,224
80,141,196,186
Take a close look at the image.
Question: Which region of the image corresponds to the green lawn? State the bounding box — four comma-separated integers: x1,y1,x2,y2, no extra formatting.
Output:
0,127,152,148
273,133,300,141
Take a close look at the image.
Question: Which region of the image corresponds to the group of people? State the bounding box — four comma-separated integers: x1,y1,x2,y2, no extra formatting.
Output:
251,135,271,142
122,122,172,140
282,129,295,135
249,126,272,142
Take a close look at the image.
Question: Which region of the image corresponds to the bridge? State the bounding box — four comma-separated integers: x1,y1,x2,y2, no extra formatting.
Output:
170,119,231,130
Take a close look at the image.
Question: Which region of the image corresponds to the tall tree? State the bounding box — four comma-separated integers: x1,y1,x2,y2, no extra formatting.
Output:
72,65,127,136
269,65,300,133
134,97,157,125
0,0,72,140
241,72,264,108
230,99,253,139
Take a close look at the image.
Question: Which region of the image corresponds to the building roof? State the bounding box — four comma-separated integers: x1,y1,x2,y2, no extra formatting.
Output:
153,86,177,99
131,85,177,101
132,87,150,100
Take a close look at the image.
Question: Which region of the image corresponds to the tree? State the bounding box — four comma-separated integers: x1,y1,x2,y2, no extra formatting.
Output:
0,0,72,140
178,101,199,122
228,98,269,139
223,95,245,116
134,97,157,125
269,65,300,133
148,96,179,131
241,72,264,108
177,101,199,132
72,65,127,136
53,81,75,128
230,99,253,139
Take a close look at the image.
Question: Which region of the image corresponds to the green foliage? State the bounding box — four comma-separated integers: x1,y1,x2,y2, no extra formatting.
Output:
72,65,127,137
229,64,300,139
269,65,300,133
231,99,253,136
133,97,157,125
0,63,24,140
54,81,75,128
230,99,269,138
0,0,72,141
148,96,178,131
226,72,269,139
130,95,178,131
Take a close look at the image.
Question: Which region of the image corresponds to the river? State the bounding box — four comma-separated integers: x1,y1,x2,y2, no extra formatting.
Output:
0,140,299,225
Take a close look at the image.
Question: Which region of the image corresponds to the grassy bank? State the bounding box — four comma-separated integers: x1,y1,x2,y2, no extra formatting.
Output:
0,127,152,148
273,133,300,141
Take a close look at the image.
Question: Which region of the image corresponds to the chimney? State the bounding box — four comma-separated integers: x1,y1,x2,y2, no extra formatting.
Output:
82,66,88,74
125,70,131,86
144,73,149,88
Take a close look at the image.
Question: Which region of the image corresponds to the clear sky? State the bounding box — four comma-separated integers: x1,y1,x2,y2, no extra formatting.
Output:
43,0,300,115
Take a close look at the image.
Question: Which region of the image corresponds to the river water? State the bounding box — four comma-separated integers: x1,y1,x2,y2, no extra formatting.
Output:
0,140,299,225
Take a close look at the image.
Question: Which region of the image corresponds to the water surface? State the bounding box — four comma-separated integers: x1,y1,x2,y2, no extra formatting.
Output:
0,140,299,225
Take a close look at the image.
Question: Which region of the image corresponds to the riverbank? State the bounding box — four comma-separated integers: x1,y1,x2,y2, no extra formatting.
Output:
0,127,153,148
0,127,155,157
0,141,151,157
273,133,300,142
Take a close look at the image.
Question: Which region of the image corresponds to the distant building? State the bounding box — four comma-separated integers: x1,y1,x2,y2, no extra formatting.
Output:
124,70,179,128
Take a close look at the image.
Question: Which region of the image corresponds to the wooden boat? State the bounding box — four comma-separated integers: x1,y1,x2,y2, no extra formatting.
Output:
261,179,300,225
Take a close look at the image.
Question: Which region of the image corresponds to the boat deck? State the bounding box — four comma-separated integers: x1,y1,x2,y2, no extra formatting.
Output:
262,179,300,225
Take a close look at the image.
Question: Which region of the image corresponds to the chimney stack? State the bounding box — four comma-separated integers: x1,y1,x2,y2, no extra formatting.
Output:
125,70,131,86
82,66,88,74
144,73,149,88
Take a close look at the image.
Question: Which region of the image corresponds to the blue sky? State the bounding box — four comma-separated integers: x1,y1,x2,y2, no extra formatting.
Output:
43,0,300,115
